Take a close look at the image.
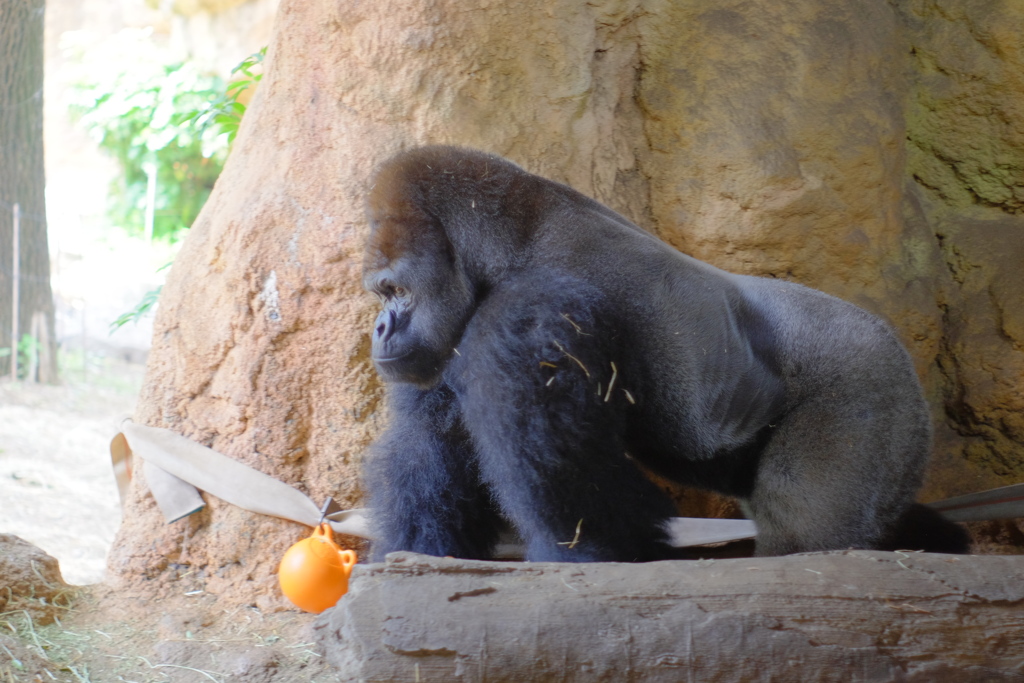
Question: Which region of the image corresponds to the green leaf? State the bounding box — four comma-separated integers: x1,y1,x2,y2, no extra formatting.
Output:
110,286,163,332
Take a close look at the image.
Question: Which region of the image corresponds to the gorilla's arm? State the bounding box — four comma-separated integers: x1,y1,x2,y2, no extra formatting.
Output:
454,275,678,562
362,382,504,562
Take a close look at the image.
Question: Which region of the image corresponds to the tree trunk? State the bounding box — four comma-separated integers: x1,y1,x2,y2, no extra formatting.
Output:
315,551,1024,682
0,0,56,383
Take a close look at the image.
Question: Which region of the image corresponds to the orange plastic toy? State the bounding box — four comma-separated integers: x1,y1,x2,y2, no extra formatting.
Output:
278,523,357,614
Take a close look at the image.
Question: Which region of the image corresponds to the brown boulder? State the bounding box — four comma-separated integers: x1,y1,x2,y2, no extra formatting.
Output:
0,534,74,624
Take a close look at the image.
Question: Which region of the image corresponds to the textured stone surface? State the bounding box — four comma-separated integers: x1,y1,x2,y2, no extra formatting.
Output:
897,0,1024,497
639,2,910,303
108,0,680,604
0,534,73,624
110,0,1024,599
316,551,1024,682
901,0,1024,214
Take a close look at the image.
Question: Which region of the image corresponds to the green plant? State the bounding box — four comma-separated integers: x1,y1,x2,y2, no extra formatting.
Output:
110,285,163,332
0,334,43,379
110,258,174,332
89,41,266,332
65,29,231,242
185,47,266,144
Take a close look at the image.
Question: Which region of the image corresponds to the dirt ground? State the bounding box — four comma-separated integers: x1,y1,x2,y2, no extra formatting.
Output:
0,358,139,586
0,581,340,682
0,360,338,683
0,583,339,682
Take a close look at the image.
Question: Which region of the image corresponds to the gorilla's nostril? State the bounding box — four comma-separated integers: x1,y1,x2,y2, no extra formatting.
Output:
376,322,386,337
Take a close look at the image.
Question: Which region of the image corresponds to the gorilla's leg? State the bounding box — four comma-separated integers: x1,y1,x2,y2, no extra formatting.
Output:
745,386,930,556
363,382,504,561
456,282,677,562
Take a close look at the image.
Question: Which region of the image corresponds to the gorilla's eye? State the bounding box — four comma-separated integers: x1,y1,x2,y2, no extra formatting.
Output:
375,280,408,302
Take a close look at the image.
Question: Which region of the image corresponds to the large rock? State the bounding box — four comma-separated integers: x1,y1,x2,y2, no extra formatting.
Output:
0,534,73,624
110,0,669,603
639,1,911,307
110,0,1024,596
900,1,1024,214
897,0,1024,495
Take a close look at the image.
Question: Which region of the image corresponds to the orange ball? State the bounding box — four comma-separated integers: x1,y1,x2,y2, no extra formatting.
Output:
278,523,357,613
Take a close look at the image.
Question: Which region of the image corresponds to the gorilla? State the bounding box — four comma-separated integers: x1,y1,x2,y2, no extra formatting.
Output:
361,145,968,562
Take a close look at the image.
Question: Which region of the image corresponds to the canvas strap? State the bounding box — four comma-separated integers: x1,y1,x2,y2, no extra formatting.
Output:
111,423,1024,548
927,484,1024,523
111,422,369,538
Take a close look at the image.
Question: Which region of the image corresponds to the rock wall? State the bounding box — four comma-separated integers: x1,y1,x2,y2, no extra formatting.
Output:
110,0,1024,600
897,0,1024,500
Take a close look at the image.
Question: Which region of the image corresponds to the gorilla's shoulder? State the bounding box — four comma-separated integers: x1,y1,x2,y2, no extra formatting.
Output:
474,270,607,324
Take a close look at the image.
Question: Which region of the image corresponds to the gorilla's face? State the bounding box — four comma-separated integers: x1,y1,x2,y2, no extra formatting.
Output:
363,224,475,387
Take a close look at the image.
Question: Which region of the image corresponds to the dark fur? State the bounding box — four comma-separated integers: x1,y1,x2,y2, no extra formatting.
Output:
361,145,969,562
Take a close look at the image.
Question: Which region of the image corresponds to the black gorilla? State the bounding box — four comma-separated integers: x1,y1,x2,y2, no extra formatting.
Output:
361,145,967,562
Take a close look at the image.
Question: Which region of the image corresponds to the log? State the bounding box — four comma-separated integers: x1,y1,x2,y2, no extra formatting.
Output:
314,551,1024,682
